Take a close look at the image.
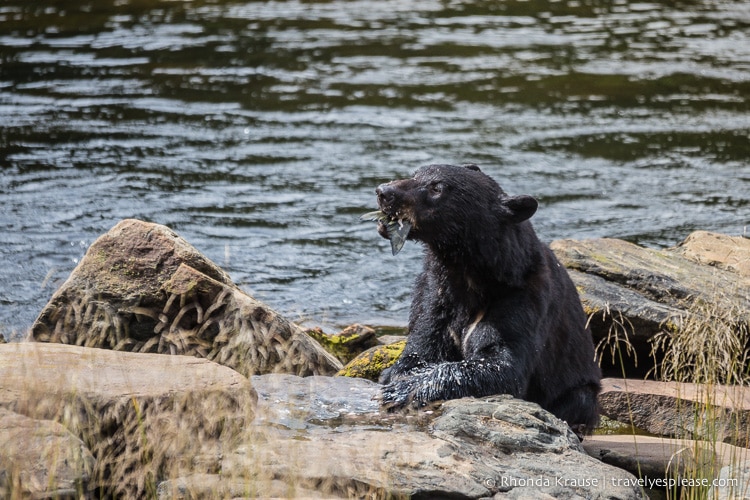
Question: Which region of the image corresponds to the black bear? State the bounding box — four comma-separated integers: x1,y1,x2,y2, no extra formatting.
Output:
368,164,601,434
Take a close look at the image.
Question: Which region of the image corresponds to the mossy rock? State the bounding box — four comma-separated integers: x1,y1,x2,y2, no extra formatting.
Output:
305,324,378,364
336,340,406,381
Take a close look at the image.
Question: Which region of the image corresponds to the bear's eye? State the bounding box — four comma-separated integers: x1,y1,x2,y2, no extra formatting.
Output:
428,182,445,197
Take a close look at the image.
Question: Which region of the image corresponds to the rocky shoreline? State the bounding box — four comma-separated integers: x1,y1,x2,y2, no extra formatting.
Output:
2,219,749,498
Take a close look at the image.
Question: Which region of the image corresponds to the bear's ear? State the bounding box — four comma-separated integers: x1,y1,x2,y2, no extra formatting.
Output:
462,163,481,172
499,195,538,223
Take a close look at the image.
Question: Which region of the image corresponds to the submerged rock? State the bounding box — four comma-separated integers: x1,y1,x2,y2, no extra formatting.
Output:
28,218,342,377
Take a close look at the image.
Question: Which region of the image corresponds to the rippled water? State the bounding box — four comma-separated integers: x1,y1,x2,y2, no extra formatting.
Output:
1,0,749,340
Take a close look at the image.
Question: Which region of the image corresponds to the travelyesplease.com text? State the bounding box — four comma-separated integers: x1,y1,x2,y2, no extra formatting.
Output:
486,475,738,490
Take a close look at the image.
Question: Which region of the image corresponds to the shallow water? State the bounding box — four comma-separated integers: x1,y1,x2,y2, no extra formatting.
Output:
1,0,749,340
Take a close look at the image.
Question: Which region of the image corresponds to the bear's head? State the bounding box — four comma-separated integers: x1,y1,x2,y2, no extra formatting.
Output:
375,164,538,256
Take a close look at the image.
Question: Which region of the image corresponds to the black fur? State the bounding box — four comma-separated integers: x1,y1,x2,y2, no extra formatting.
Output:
374,164,601,433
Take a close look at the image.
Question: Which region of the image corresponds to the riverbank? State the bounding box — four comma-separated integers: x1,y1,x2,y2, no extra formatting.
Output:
2,219,749,498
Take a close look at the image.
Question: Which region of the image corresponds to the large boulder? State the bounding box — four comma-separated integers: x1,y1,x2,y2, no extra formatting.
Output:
28,218,342,377
0,342,257,498
159,374,646,499
0,345,647,498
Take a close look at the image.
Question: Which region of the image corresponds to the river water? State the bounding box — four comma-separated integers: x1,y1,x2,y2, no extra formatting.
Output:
1,0,749,340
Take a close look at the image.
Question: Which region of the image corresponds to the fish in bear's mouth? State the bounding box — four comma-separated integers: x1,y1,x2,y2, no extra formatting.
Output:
360,210,412,256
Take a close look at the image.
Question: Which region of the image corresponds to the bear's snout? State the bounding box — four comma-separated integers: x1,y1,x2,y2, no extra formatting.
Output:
377,183,408,217
376,183,397,208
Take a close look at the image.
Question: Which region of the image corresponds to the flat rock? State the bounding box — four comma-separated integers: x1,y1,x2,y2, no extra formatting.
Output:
29,218,341,377
584,434,750,482
0,408,95,499
0,342,257,498
599,378,750,446
161,374,646,499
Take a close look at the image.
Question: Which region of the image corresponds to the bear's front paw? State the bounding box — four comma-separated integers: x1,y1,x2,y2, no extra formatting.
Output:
380,377,418,411
379,354,431,385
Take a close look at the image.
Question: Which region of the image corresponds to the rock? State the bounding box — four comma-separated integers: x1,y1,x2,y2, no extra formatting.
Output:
29,218,342,377
0,342,256,498
159,374,646,499
304,324,378,364
377,334,407,345
0,408,95,499
674,231,750,279
710,460,750,500
598,378,750,446
336,340,406,381
157,473,331,499
550,233,750,376
251,373,383,427
584,434,750,485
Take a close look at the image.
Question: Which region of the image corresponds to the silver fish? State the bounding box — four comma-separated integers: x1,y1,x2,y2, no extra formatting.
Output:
360,210,412,256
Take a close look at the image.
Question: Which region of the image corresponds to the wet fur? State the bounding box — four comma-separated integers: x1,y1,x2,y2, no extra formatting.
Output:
375,164,601,433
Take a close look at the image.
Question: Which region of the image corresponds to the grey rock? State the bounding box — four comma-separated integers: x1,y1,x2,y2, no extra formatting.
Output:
0,346,645,499
157,473,333,499
550,233,750,374
674,231,750,280
377,334,408,345
162,374,645,499
584,434,750,488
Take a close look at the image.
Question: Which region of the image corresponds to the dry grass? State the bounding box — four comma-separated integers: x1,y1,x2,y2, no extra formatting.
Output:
594,285,750,500
650,297,750,387
648,294,750,500
593,303,638,378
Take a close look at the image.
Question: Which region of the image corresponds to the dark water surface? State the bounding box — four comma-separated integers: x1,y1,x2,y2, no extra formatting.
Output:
2,0,749,340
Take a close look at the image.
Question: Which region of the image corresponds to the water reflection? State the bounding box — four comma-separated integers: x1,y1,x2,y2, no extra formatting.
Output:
1,0,748,339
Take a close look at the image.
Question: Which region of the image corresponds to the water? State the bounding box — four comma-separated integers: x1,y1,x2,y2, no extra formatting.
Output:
1,0,749,341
